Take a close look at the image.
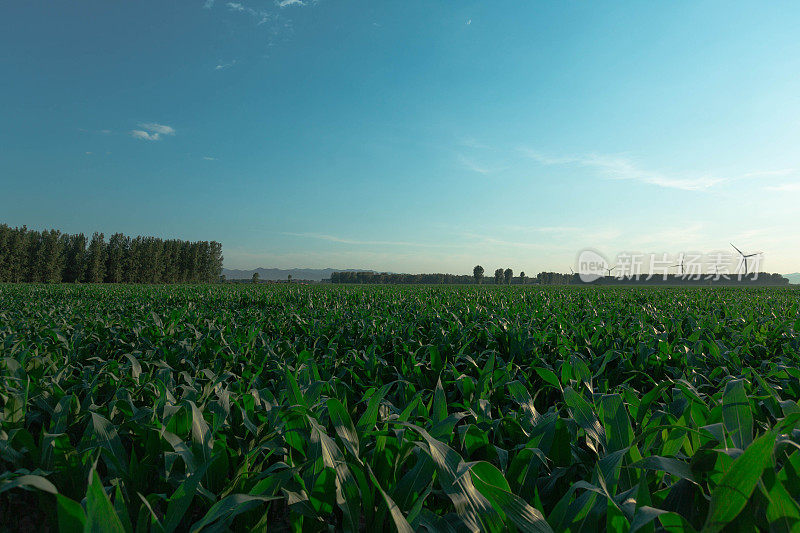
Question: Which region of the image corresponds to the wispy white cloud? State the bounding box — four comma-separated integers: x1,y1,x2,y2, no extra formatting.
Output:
583,154,723,191
139,123,175,136
215,59,237,70
519,149,722,191
765,182,800,192
131,130,160,141
204,0,215,8
458,154,506,175
226,1,272,24
741,168,795,179
130,122,175,141
276,0,305,6
466,19,472,25
203,156,218,161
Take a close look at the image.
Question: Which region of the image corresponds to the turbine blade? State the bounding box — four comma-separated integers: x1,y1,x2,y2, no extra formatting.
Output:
730,243,744,255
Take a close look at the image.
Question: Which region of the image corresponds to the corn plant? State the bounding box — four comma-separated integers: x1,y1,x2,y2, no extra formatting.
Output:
1,284,800,531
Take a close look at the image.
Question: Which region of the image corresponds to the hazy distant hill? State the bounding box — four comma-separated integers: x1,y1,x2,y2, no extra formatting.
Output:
222,267,376,281
785,273,800,284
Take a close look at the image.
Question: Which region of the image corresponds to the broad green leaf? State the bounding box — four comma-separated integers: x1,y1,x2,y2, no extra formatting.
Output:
629,506,697,533
189,494,279,533
328,398,359,457
404,423,504,532
189,401,213,469
0,473,58,495
57,495,86,533
534,367,561,391
357,383,391,432
564,387,605,452
469,461,553,533
704,431,777,533
722,379,753,450
761,467,800,533
164,465,209,533
632,456,696,484
432,378,448,424
599,394,634,453
366,463,414,533
86,470,126,533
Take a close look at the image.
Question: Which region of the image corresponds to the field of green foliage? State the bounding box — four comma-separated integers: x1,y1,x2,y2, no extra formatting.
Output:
2,284,800,532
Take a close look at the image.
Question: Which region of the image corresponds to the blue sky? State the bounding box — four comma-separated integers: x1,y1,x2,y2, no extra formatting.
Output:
2,1,799,273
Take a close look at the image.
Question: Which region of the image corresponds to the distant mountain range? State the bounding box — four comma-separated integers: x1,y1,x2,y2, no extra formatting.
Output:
222,267,376,281
785,273,800,284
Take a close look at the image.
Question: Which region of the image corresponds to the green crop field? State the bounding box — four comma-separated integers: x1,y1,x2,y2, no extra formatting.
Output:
2,284,800,532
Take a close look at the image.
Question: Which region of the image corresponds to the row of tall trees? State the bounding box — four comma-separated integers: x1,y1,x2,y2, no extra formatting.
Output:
0,224,223,283
474,266,526,285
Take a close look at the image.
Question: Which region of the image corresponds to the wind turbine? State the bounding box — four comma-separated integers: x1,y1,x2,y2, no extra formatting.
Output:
730,243,762,276
605,265,618,277
671,255,685,276
569,267,575,275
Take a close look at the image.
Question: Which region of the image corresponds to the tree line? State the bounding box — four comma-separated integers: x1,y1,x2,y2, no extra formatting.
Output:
0,224,223,283
330,271,477,284
330,266,789,286
330,266,529,285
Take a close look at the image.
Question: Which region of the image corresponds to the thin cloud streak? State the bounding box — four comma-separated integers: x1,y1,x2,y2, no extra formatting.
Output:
215,60,237,70
519,148,722,191
765,183,800,192
458,154,506,175
741,169,795,179
519,148,799,191
585,154,723,191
